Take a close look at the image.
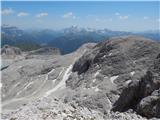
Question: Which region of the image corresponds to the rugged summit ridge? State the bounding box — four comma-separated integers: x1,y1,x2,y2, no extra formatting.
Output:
1,36,160,119
67,36,160,118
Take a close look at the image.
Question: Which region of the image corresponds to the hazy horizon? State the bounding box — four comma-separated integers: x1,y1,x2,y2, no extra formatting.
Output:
2,1,160,31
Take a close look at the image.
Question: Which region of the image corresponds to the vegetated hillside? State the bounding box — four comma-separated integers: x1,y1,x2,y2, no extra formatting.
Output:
1,34,41,51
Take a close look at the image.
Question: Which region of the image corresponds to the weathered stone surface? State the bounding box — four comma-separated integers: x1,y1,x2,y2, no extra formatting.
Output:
137,89,160,118
68,36,160,118
2,36,160,119
112,53,160,118
28,47,61,55
1,45,22,58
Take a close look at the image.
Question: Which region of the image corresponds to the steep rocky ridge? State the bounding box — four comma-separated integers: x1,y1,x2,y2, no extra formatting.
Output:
66,36,160,118
1,36,160,119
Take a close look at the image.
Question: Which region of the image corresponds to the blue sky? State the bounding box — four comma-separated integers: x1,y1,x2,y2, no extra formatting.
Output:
1,1,160,31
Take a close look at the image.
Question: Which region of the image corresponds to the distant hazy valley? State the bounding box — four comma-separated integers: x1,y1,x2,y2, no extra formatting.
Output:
2,25,159,54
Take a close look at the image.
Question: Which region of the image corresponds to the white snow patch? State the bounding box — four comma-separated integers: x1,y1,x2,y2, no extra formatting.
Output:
16,78,34,96
44,65,72,97
58,68,65,77
23,81,34,90
46,69,55,80
52,79,57,84
91,86,100,92
59,65,72,89
95,87,99,92
16,90,22,96
125,80,132,85
110,75,119,84
107,97,112,109
48,69,55,75
130,71,135,76
84,96,87,99
103,55,106,58
93,79,96,83
109,53,112,56
94,71,100,77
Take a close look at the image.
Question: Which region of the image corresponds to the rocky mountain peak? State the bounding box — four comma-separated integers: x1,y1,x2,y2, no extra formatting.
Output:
1,44,22,58
67,36,160,118
1,36,160,120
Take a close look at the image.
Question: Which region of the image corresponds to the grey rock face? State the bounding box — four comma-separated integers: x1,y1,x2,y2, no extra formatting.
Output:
28,47,61,55
67,36,160,118
72,36,159,77
137,89,160,118
24,47,61,59
72,54,92,74
112,52,160,118
1,45,22,58
1,36,160,120
1,42,95,112
136,53,160,118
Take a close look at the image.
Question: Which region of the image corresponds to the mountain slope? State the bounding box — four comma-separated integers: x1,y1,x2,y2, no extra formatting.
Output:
1,36,160,119
67,36,160,118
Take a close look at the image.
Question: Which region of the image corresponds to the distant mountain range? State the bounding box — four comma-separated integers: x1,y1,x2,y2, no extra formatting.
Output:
1,25,160,54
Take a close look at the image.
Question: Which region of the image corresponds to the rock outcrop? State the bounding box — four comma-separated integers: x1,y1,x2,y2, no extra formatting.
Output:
137,88,160,118
1,45,22,58
28,47,61,55
67,36,160,118
112,53,160,118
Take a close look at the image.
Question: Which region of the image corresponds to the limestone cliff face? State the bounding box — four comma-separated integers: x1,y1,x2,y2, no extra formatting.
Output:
67,36,160,118
2,36,160,119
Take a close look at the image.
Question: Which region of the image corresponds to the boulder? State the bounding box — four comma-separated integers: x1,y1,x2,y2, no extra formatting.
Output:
137,89,160,118
1,45,22,58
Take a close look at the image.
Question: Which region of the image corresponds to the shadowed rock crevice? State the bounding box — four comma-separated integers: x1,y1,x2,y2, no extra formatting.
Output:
72,56,92,74
112,53,160,118
69,36,160,119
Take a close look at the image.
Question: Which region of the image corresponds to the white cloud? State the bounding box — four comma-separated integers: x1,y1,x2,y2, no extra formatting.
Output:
17,12,29,17
1,8,14,15
119,15,129,20
143,16,149,20
62,12,76,19
115,12,120,16
36,12,48,18
115,12,129,20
